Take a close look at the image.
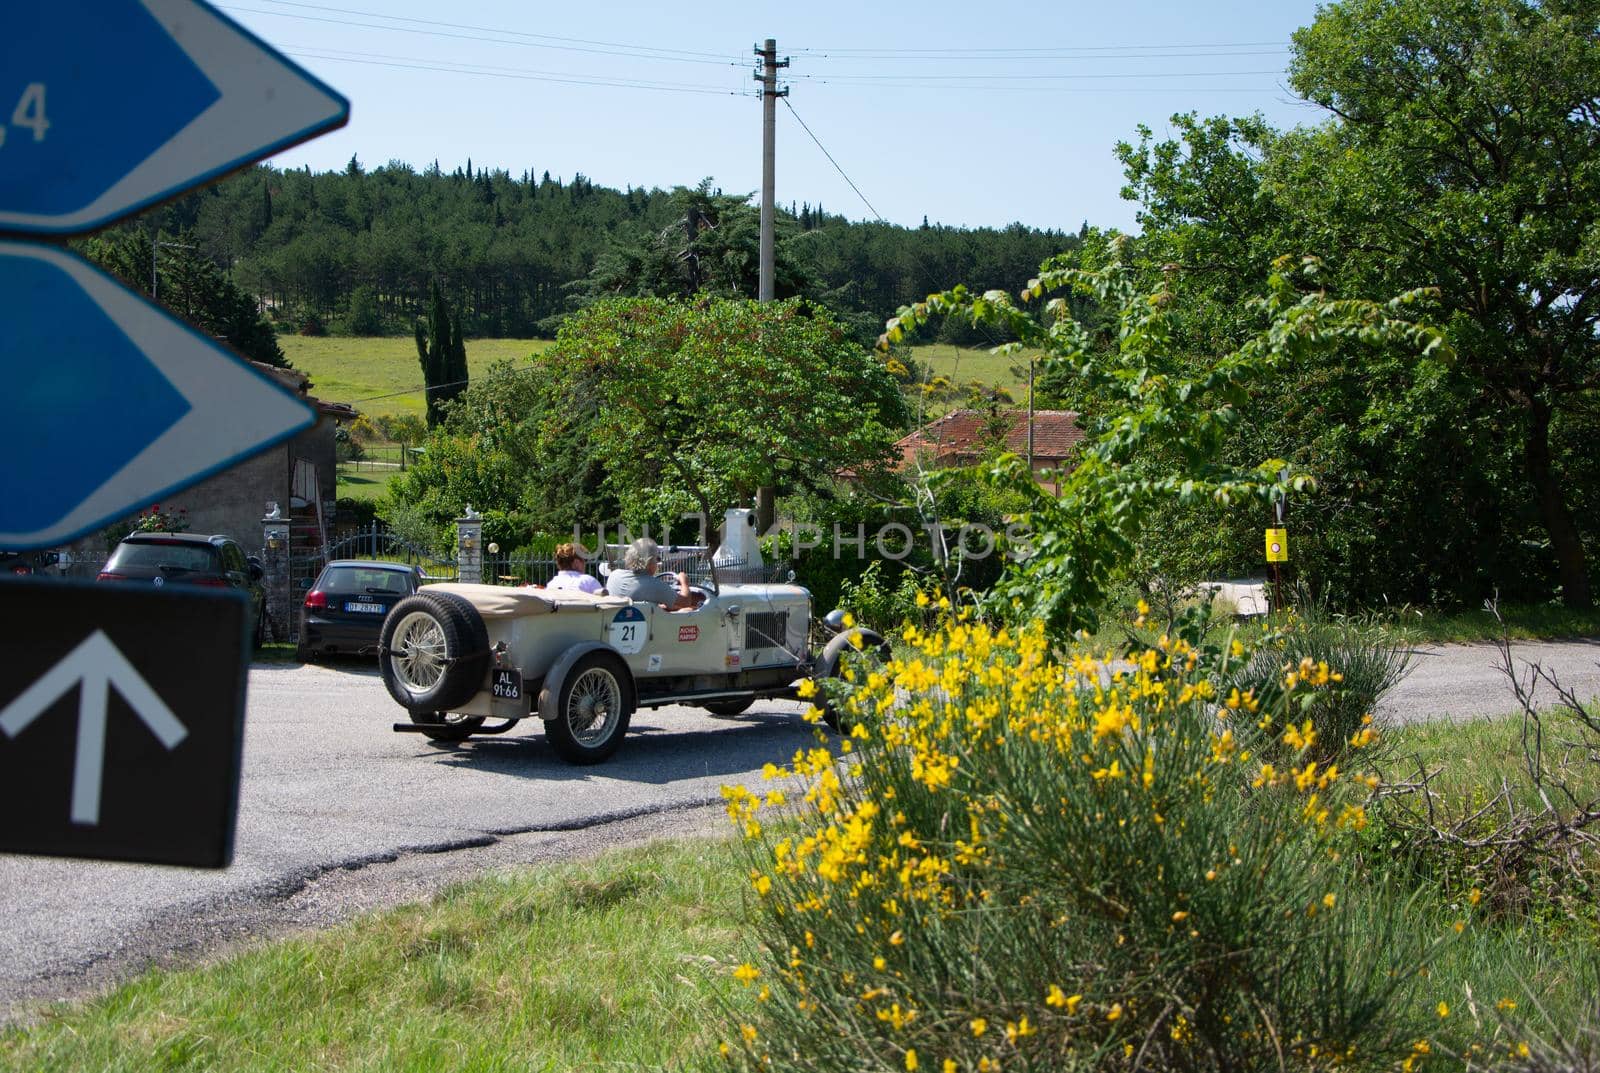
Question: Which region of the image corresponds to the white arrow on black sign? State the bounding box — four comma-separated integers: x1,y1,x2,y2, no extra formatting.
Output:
0,629,188,825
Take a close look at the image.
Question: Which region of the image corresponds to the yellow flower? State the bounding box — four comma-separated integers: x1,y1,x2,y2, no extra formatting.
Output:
797,677,818,698
733,963,760,986
1107,1003,1123,1021
1437,1001,1450,1018
752,874,772,896
1469,888,1482,906
741,1023,758,1043
1496,998,1517,1012
1171,910,1189,922
890,930,905,946
970,1017,988,1037
1046,984,1068,1007
915,590,930,608
943,1061,957,1073
906,1049,919,1071
1322,893,1336,909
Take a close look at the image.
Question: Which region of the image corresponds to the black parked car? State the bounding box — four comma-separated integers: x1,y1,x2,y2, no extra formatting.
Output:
299,560,424,660
97,532,267,644
0,550,58,577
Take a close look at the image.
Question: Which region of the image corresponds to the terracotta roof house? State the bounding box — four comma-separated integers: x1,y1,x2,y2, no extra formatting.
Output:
894,408,1085,491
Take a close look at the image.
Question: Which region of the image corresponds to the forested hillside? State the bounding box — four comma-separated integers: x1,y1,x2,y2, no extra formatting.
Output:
108,158,1078,340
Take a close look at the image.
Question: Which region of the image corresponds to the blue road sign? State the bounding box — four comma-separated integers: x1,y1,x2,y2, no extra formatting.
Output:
0,240,314,550
0,0,348,235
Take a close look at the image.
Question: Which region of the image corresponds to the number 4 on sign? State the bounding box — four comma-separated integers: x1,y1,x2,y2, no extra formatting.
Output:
13,83,49,141
0,84,50,147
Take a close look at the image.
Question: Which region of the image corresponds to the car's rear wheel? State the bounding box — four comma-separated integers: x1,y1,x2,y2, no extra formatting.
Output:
408,709,486,743
545,652,633,764
380,593,490,713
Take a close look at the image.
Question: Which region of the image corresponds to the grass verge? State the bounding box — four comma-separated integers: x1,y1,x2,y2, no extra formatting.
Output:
0,838,750,1072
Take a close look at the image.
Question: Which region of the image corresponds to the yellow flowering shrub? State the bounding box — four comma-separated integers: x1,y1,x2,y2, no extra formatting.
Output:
719,616,1442,1071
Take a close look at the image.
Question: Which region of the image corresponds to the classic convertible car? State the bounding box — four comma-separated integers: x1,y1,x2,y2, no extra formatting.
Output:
376,511,885,764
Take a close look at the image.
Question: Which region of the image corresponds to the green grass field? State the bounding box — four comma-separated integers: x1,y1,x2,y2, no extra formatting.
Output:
907,343,1029,392
279,336,551,420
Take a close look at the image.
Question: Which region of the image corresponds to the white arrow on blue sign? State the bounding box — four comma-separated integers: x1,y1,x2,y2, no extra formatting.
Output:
0,240,315,550
0,0,349,235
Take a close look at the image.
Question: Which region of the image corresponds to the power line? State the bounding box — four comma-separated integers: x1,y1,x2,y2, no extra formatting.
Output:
794,40,1288,55
283,47,746,96
795,69,1286,82
253,0,734,60
800,49,1289,64
221,5,742,66
780,98,884,224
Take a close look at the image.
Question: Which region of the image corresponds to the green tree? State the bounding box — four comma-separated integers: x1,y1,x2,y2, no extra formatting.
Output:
83,229,289,368
1113,0,1600,608
414,279,467,428
886,246,1445,639
541,297,909,545
1284,0,1600,607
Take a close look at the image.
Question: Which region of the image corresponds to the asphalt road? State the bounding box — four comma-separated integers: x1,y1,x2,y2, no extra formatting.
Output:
3,636,1599,1025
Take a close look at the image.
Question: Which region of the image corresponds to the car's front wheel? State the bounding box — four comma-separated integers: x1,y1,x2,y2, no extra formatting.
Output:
545,652,633,764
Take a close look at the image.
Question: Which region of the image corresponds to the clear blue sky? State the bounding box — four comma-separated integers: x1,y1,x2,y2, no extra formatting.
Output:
223,0,1332,233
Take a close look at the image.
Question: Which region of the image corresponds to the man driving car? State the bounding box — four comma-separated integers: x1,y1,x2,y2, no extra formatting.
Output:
605,537,701,611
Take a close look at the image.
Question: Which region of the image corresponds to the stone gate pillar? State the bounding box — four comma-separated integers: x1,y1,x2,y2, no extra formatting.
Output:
262,503,292,643
456,508,483,584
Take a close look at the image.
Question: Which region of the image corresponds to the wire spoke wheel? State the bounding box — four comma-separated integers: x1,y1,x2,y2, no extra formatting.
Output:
546,652,634,764
391,611,447,694
567,667,622,746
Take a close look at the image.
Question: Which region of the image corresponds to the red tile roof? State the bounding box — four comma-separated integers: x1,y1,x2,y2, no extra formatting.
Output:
895,409,1085,469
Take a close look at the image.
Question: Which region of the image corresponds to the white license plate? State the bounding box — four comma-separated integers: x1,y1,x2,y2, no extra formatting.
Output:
344,601,385,614
492,669,522,700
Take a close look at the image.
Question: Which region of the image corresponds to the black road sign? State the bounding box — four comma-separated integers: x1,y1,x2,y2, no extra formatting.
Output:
0,578,248,867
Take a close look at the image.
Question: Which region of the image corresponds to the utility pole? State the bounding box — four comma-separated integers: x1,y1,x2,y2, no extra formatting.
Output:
753,37,787,535
754,38,787,304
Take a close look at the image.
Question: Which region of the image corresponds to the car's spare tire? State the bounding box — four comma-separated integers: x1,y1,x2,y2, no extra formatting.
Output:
380,592,491,713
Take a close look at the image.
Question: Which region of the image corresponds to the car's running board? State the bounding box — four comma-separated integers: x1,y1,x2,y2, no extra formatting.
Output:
635,688,785,710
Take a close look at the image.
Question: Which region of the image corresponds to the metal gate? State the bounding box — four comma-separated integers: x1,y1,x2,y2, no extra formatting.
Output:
289,522,458,609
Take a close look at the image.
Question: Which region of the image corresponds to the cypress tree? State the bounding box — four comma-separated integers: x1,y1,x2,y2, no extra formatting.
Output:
416,279,453,428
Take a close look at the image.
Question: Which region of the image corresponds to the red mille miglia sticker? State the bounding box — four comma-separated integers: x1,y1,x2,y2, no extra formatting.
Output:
678,625,699,642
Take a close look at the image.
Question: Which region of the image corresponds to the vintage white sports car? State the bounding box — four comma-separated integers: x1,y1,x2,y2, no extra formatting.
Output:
376,512,886,764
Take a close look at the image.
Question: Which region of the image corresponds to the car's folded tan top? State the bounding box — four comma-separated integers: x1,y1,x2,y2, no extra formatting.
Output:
425,583,632,618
